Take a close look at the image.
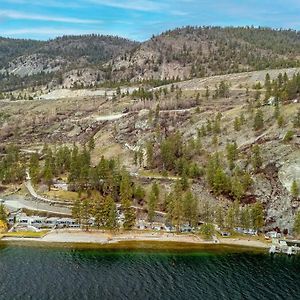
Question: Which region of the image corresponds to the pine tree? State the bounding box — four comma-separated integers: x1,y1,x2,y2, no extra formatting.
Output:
94,195,106,228
134,185,145,201
252,145,262,172
251,202,264,230
205,86,210,100
240,112,246,125
231,176,246,201
293,212,300,236
120,171,135,229
225,205,235,229
146,141,154,168
29,152,40,184
291,180,299,199
172,194,183,232
226,141,238,170
147,190,156,223
277,115,284,128
240,206,251,230
81,199,91,231
215,205,224,229
105,195,118,230
44,163,53,191
233,200,241,227
147,183,160,222
253,109,264,131
293,109,300,128
88,137,95,151
72,198,82,224
182,191,198,227
234,117,241,131
0,204,7,223
212,167,229,195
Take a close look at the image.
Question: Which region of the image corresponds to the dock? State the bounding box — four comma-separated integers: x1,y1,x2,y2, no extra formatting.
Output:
269,239,300,255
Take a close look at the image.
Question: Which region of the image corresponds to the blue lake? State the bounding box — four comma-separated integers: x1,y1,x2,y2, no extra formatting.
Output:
0,243,299,300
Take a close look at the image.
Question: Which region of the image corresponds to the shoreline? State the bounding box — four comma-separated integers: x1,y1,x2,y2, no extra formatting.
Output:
0,229,270,252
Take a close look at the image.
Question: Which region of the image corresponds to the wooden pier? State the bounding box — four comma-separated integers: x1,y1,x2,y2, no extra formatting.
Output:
269,239,300,255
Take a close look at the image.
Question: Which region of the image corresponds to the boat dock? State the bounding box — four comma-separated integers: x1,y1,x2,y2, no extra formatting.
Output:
269,239,300,255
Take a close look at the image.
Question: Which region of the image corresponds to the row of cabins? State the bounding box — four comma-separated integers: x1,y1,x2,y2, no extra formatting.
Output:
136,221,193,232
8,215,80,229
218,227,258,237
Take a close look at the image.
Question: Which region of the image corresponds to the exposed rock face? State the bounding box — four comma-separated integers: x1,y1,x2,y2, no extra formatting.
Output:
0,54,65,77
278,150,300,191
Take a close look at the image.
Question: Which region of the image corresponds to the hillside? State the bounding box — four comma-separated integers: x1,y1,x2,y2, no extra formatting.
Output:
110,26,300,82
2,27,300,92
0,35,138,91
0,67,299,234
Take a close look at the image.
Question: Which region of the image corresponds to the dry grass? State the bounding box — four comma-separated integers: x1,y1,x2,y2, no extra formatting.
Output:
45,190,79,201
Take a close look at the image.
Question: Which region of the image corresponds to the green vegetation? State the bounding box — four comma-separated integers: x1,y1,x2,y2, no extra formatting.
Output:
0,144,25,184
2,231,49,238
293,212,300,236
199,223,215,239
266,72,300,102
283,130,294,143
253,109,264,131
28,145,141,229
291,180,299,199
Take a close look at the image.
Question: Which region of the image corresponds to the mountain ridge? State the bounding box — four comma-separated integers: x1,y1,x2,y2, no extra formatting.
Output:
1,26,300,91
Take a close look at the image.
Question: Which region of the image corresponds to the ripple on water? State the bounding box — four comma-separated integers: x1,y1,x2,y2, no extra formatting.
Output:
0,246,299,300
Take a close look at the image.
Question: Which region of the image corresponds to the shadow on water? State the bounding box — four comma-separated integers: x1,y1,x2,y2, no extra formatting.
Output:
0,241,299,299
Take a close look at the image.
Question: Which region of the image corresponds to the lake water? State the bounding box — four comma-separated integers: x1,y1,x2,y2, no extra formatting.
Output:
0,243,299,300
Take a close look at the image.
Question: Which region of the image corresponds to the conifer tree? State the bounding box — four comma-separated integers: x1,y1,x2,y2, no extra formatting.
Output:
251,202,264,230
29,152,40,184
253,109,264,131
0,204,7,223
88,137,95,151
105,195,118,230
147,190,156,223
120,171,136,229
293,212,300,236
234,117,241,131
251,145,262,172
215,205,224,229
291,180,299,199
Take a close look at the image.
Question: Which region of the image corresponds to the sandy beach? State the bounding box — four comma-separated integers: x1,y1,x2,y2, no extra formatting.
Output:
1,229,270,249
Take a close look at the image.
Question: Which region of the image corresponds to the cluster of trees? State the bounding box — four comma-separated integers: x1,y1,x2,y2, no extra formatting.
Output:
294,109,300,128
253,109,264,131
131,87,154,101
144,112,263,200
0,72,56,92
206,151,253,200
165,182,198,229
215,201,264,231
294,211,300,236
213,81,230,98
146,131,203,178
233,112,246,131
265,72,300,102
0,145,25,184
73,193,118,230
146,26,300,82
0,35,138,91
163,180,264,232
29,145,141,229
197,113,223,137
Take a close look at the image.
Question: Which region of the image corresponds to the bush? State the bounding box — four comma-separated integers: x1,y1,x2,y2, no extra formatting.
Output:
199,223,215,239
283,130,294,143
